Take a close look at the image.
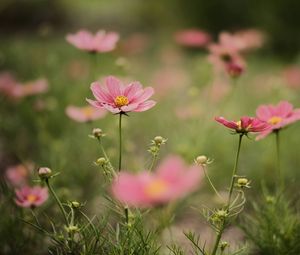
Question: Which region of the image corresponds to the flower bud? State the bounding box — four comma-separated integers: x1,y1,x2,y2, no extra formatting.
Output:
236,178,250,188
38,167,52,179
92,128,104,138
220,241,229,251
65,225,79,233
71,201,80,208
154,136,164,145
195,155,208,165
96,157,106,166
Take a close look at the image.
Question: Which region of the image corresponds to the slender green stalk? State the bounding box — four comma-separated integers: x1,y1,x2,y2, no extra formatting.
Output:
211,134,243,255
46,179,69,226
118,113,123,171
275,130,283,190
203,166,223,200
149,155,157,171
227,134,243,205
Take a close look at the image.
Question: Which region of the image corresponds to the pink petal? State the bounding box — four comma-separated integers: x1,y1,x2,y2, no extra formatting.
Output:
133,100,156,112
105,76,123,98
131,87,154,104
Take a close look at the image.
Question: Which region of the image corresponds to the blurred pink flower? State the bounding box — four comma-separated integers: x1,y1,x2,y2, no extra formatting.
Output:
215,116,270,134
174,29,211,48
15,186,48,208
283,66,300,89
225,62,244,78
208,34,246,76
66,30,119,53
0,73,48,100
87,76,156,114
256,101,300,139
15,79,48,98
5,164,30,187
121,33,150,55
112,155,203,207
65,105,106,122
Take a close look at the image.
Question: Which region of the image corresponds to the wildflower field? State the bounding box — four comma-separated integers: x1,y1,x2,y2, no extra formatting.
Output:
1,1,300,254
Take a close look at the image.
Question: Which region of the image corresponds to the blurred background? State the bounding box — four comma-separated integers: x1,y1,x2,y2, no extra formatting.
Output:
1,0,300,254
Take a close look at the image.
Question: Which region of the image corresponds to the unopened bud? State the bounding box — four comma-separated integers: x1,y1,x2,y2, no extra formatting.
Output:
71,201,80,208
236,178,250,188
38,167,52,179
65,225,79,233
93,128,104,138
96,157,106,166
195,155,208,165
220,241,229,251
154,136,164,145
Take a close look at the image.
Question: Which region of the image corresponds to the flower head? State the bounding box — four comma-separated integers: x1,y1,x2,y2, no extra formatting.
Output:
66,105,106,122
66,30,119,53
174,29,211,48
15,186,48,208
112,155,203,207
5,164,31,187
87,76,156,114
256,101,300,139
215,116,270,134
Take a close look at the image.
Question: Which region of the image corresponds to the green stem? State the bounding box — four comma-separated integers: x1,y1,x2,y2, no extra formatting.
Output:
275,130,283,190
149,154,157,171
46,179,69,226
118,113,123,172
203,165,223,200
211,134,243,255
227,134,243,205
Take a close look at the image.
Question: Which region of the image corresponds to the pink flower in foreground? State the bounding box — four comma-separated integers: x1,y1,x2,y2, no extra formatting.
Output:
6,164,31,187
174,29,211,48
65,105,106,122
112,155,203,207
256,101,300,139
87,76,156,114
66,30,119,53
215,116,270,134
15,186,48,208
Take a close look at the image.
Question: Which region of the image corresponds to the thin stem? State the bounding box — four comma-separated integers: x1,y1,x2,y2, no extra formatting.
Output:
211,134,243,255
227,134,243,205
203,165,223,200
118,113,123,171
275,130,283,190
46,179,69,226
149,155,157,171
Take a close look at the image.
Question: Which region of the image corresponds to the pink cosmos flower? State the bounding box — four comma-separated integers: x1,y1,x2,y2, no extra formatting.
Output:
87,76,156,114
208,35,246,77
215,116,270,134
283,66,300,89
174,29,211,48
112,155,203,207
0,73,48,100
15,186,48,208
65,105,106,122
256,101,300,139
225,62,244,78
14,79,48,98
66,30,119,53
5,164,31,187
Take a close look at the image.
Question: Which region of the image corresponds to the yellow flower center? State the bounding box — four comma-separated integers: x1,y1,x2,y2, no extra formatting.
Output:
82,106,94,117
145,179,168,198
268,116,282,125
27,194,37,203
114,95,129,107
236,120,242,129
